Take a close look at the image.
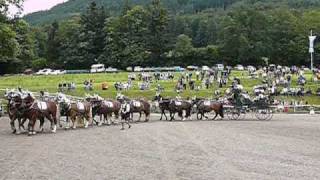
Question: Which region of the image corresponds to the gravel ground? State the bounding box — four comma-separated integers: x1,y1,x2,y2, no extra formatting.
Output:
0,114,320,180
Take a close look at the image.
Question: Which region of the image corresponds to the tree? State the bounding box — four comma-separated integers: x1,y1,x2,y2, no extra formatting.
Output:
46,21,60,67
103,6,149,68
78,2,107,68
147,0,169,66
12,19,35,68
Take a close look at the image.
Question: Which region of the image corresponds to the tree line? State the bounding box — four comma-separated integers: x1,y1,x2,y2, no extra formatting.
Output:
1,0,320,74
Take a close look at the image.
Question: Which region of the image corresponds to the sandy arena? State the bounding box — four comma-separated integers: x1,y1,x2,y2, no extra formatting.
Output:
0,114,319,180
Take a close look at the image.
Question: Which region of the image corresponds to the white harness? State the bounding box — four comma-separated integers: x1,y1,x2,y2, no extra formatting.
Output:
204,101,211,106
104,101,114,108
77,102,85,110
133,101,141,108
37,101,48,110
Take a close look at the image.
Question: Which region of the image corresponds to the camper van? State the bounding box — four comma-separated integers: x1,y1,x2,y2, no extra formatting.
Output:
90,64,105,73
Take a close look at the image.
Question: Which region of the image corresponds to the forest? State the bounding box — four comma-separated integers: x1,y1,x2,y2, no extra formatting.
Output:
1,0,320,74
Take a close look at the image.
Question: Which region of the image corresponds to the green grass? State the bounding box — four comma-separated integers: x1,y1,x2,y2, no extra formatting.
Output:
0,71,319,105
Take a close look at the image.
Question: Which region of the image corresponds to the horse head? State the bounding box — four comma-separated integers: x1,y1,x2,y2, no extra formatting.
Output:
56,93,70,105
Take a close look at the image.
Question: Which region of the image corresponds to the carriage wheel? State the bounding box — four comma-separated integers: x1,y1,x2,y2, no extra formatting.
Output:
255,108,273,121
226,108,244,120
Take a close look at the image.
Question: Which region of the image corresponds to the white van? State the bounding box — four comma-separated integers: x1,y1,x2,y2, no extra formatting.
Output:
90,64,105,73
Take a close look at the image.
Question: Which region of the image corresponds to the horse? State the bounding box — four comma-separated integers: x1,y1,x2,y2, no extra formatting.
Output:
168,98,192,121
56,93,92,129
120,101,132,130
21,92,59,135
85,94,120,126
4,89,27,134
116,93,150,122
153,93,170,121
192,98,224,120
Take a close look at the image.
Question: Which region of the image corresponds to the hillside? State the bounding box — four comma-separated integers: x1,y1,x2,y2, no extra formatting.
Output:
24,0,241,25
24,0,320,25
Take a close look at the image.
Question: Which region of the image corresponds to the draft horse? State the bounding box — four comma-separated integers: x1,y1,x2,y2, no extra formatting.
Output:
192,98,224,120
85,95,120,126
116,93,150,122
21,92,59,135
56,93,92,129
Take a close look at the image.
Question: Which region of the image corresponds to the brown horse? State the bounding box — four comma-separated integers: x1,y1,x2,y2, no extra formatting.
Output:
168,99,192,121
56,93,92,129
21,93,59,135
153,93,171,121
86,95,120,126
4,90,27,134
192,98,224,120
116,93,150,122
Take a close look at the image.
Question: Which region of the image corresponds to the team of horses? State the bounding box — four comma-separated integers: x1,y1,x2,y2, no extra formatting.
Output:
3,89,224,136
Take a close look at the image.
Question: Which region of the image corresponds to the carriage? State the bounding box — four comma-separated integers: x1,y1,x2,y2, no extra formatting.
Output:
225,86,274,121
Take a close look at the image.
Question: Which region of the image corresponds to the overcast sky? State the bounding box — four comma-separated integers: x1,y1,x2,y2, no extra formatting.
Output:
10,0,68,15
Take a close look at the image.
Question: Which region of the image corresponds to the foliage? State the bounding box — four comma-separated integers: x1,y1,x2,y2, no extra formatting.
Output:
1,0,320,74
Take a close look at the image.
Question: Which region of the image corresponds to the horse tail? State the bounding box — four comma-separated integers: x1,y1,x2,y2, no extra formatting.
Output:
56,103,61,127
219,103,224,118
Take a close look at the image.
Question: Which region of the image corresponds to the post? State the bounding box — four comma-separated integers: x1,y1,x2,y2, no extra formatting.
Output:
309,30,316,71
311,30,314,71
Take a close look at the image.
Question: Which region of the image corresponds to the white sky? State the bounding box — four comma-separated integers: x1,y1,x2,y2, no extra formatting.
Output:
10,0,68,16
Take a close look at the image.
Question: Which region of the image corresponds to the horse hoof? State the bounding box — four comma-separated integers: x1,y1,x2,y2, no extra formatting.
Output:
32,131,37,135
15,131,21,135
145,120,149,122
120,128,125,130
28,132,33,136
12,130,17,134
129,125,131,129
65,127,70,130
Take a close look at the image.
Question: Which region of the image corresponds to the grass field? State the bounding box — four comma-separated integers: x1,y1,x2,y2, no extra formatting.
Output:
0,71,319,104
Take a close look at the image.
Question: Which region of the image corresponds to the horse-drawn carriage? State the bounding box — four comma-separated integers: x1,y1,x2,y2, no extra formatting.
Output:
225,85,274,121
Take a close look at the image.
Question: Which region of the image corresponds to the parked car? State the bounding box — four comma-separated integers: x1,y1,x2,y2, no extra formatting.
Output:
36,68,53,75
187,66,198,71
234,64,244,71
105,67,118,73
90,64,105,73
216,64,224,71
50,70,66,75
23,69,34,75
202,66,210,71
134,66,143,72
247,65,256,72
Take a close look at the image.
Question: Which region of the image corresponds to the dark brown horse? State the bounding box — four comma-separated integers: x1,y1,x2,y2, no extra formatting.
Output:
116,93,150,122
21,93,59,135
153,93,170,121
168,99,192,121
86,95,120,126
192,98,224,120
4,90,27,134
56,93,92,129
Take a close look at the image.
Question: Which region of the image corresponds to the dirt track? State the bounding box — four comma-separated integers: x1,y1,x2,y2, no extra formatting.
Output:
0,114,320,180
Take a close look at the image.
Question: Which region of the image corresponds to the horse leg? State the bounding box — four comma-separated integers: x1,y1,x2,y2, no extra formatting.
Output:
71,116,77,129
28,118,36,136
51,114,57,133
84,116,89,129
138,112,142,122
20,118,27,130
97,114,103,126
212,111,218,121
39,117,45,133
164,111,168,121
10,117,17,134
145,111,149,122
160,111,163,121
65,116,71,129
